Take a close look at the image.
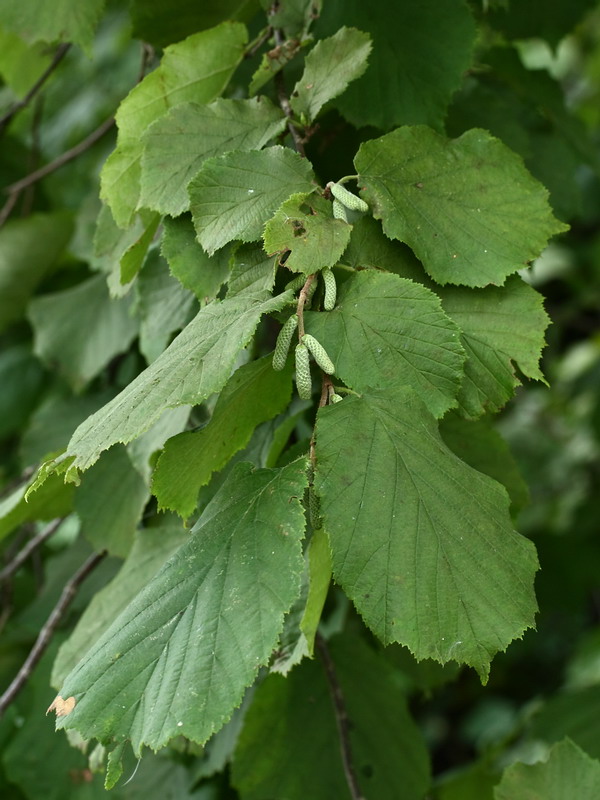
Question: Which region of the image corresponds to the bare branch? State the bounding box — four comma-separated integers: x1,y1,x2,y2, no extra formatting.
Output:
0,551,106,716
0,44,70,135
316,633,366,800
0,519,64,583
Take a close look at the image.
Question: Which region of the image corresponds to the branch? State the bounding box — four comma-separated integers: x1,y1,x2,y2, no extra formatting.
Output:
5,114,115,196
0,551,106,717
316,633,366,800
0,115,115,229
0,519,63,583
0,44,70,135
273,28,306,157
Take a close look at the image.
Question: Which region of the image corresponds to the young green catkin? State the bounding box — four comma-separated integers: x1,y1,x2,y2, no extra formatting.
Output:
302,333,335,374
273,314,298,371
295,343,312,399
330,181,369,213
332,198,348,222
322,267,336,310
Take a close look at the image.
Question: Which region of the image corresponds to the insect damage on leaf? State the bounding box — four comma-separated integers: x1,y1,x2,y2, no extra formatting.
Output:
47,695,76,717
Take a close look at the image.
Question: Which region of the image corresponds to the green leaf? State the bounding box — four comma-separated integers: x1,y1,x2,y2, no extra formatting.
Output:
53,460,308,753
100,22,247,227
52,521,188,688
189,146,315,255
0,212,72,334
0,26,50,97
36,290,293,481
299,527,331,656
130,0,257,48
438,276,550,417
340,215,422,276
153,356,293,518
127,406,191,484
140,97,286,217
440,413,529,515
529,685,600,760
290,27,371,123
232,633,430,800
75,445,149,557
28,274,138,391
249,38,302,96
0,0,105,52
316,0,477,130
494,739,600,800
92,205,152,298
304,271,465,418
0,472,74,543
0,344,45,439
161,216,231,301
314,389,539,680
136,249,197,363
263,0,322,38
263,192,352,274
355,126,568,286
227,243,278,297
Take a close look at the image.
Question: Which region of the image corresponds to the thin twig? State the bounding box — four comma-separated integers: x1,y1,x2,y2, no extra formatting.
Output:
0,519,63,583
273,28,306,156
5,114,115,196
0,44,70,135
0,115,115,228
0,551,106,716
316,633,366,800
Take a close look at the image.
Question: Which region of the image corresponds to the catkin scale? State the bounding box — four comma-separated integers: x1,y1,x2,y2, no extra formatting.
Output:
302,334,335,374
332,198,348,222
272,314,298,371
330,181,369,212
295,343,312,399
322,268,337,310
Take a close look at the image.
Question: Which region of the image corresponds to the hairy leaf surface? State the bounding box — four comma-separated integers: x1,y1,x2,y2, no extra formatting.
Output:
101,22,247,227
355,126,568,286
314,389,539,679
53,460,308,753
290,27,371,122
263,192,351,274
153,356,294,518
140,97,286,217
304,271,465,418
36,291,293,481
189,146,315,255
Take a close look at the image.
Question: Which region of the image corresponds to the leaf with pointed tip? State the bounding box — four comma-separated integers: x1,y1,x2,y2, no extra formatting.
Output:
153,356,294,518
35,290,293,483
314,388,539,680
355,126,568,286
438,276,550,417
189,146,315,255
53,460,308,754
263,192,351,274
290,27,372,122
100,22,247,227
140,97,286,217
304,271,465,418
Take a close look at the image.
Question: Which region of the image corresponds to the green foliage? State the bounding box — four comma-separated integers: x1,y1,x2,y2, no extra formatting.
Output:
1,0,599,796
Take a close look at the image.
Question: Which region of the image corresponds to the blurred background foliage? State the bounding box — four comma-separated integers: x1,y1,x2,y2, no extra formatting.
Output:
0,1,599,798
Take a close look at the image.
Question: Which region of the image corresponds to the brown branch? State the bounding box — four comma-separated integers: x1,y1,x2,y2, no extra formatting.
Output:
0,115,115,229
273,28,306,157
316,633,366,800
5,114,115,196
0,551,106,717
0,519,63,583
0,44,70,135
